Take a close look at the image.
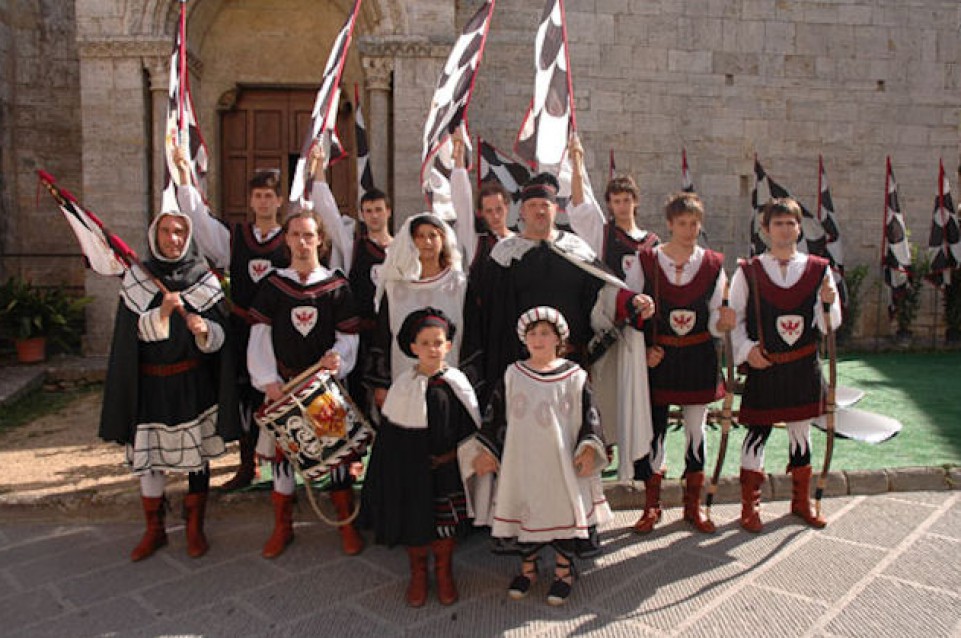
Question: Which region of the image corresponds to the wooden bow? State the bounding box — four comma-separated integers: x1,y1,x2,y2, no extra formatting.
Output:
706,281,734,520
815,299,837,517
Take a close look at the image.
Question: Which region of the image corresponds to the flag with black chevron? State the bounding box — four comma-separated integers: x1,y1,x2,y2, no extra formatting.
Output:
682,148,695,193
289,0,361,204
161,0,209,213
354,84,375,206
926,159,960,287
38,170,136,277
881,157,912,314
420,0,495,220
477,137,531,228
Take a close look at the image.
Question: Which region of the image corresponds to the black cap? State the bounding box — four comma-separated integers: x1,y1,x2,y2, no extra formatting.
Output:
397,307,457,358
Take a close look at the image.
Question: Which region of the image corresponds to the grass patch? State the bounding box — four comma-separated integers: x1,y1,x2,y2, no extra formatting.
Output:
655,351,961,478
0,384,101,434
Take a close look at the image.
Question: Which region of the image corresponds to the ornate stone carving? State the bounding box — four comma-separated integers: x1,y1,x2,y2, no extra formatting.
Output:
358,35,454,61
216,87,240,112
362,56,394,92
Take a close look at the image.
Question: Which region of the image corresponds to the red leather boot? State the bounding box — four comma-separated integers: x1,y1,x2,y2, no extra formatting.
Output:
789,465,827,528
683,471,716,533
405,545,430,607
431,537,459,605
131,496,167,562
183,492,209,558
740,468,765,533
632,472,663,534
262,491,295,558
329,488,365,555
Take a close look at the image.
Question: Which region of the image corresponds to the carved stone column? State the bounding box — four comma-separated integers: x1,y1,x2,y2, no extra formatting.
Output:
362,55,394,200
145,56,168,215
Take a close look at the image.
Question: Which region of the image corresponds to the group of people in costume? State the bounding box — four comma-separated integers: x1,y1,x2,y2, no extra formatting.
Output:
99,133,840,608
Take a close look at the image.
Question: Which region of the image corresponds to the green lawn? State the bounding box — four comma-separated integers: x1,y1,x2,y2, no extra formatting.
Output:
657,351,961,479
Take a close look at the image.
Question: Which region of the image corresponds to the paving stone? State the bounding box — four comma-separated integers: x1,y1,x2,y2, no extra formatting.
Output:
7,535,130,588
0,587,69,633
756,535,885,603
55,553,186,607
263,603,401,638
140,556,287,616
926,498,961,540
532,615,659,637
132,601,273,638
676,584,828,638
882,535,961,593
820,495,934,549
241,558,388,623
8,596,153,638
825,578,961,637
0,524,104,569
594,550,748,630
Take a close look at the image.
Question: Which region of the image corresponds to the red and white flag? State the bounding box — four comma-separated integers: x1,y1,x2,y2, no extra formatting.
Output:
161,0,209,213
354,84,375,206
38,170,136,277
926,159,960,287
420,0,495,220
289,0,362,204
881,157,912,314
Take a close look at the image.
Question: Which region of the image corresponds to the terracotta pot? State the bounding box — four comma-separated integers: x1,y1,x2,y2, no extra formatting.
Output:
15,336,46,363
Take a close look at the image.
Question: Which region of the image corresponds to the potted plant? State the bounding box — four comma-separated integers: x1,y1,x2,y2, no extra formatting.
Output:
0,277,91,363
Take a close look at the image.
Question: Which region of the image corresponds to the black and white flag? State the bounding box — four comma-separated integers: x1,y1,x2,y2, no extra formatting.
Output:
926,159,960,287
420,0,495,220
881,157,912,313
354,83,375,206
290,0,362,204
162,0,209,213
478,137,532,228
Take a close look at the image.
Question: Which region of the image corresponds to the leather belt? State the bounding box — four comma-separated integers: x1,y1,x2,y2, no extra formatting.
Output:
139,358,201,377
764,342,817,364
655,331,712,348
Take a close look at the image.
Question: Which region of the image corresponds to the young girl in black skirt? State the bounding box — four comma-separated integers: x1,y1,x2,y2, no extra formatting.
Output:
360,307,481,607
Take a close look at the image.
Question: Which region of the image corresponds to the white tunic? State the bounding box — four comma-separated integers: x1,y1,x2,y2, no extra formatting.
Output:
490,362,612,543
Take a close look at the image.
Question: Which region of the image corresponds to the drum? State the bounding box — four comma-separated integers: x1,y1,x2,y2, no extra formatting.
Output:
255,369,373,481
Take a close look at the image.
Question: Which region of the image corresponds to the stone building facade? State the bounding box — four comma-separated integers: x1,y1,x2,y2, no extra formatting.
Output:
0,0,959,353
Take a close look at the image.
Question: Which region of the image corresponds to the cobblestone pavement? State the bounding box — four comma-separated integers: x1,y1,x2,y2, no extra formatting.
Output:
2,490,959,638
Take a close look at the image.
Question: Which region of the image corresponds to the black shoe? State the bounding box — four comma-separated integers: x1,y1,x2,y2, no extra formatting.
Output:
507,556,539,600
546,560,575,606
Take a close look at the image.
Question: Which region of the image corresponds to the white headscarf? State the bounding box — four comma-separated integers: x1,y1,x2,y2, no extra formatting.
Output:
374,212,462,311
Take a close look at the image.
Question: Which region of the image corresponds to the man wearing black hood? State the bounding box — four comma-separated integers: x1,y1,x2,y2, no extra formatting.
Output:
100,209,239,562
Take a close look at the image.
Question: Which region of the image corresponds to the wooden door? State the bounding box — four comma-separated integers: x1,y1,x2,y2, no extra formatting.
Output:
220,88,356,226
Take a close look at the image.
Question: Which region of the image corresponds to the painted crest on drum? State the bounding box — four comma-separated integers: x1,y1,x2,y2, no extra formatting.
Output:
291,306,318,337
248,258,272,283
669,309,696,336
776,314,804,346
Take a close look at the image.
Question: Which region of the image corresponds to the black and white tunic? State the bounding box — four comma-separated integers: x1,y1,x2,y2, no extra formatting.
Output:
361,366,480,547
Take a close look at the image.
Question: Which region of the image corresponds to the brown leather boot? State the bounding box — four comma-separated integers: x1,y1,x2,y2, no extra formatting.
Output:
219,431,257,491
788,465,827,528
183,492,209,558
632,473,663,534
262,491,295,558
683,471,716,533
405,545,430,607
131,496,167,562
431,537,458,605
740,468,765,533
329,488,364,556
